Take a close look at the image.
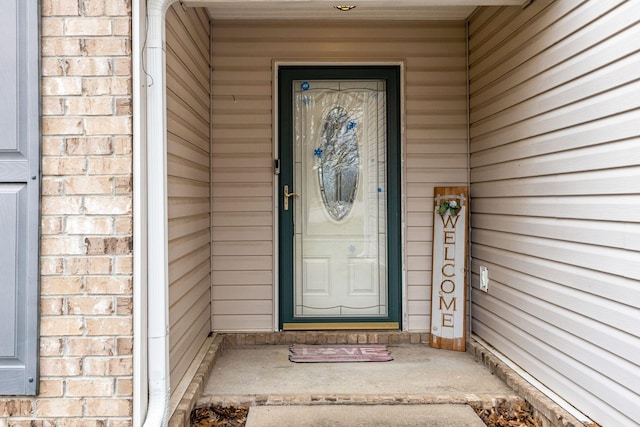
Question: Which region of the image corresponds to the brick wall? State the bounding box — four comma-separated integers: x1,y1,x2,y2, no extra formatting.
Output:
0,0,134,425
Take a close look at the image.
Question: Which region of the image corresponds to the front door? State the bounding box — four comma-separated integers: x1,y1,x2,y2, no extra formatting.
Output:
278,66,401,330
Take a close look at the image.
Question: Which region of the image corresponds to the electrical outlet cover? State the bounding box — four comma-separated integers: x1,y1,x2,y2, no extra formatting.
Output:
480,266,489,292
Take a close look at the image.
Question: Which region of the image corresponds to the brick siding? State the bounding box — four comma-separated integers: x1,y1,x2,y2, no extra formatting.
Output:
1,0,134,425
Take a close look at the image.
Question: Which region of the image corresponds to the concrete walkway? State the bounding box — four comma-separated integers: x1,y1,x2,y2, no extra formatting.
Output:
246,404,486,427
197,343,519,426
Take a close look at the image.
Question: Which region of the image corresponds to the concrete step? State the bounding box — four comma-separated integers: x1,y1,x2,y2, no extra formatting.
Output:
245,404,486,427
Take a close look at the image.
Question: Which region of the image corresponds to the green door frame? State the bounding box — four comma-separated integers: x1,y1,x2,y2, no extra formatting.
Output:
278,66,402,330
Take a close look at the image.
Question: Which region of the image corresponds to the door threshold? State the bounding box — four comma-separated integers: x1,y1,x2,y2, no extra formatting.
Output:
282,322,399,331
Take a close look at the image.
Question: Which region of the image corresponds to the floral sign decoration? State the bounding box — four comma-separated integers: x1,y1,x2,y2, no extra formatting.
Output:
437,200,461,216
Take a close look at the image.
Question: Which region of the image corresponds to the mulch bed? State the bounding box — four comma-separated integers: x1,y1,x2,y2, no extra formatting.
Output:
191,405,248,427
473,400,542,427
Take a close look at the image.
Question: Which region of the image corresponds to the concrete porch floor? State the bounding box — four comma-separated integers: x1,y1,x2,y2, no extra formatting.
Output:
201,344,514,399
169,332,586,427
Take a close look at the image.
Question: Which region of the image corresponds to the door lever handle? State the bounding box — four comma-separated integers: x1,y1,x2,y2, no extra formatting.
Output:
284,185,300,211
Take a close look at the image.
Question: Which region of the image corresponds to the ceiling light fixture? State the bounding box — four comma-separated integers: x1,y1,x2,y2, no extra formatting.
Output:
334,5,356,11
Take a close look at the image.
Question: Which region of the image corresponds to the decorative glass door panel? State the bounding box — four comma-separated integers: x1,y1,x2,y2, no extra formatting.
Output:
293,79,388,317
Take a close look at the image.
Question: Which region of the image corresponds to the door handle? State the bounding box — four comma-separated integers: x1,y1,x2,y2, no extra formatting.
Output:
283,185,300,211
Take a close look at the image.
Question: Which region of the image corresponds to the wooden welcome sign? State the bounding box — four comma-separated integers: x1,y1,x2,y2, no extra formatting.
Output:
430,186,468,352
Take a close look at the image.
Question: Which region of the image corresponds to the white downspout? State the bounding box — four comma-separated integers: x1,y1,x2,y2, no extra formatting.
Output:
140,1,178,426
132,0,149,425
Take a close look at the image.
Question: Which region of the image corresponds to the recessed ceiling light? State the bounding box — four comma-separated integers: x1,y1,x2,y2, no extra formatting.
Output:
334,5,356,11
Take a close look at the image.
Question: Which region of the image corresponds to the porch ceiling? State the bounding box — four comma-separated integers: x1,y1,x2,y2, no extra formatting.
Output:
183,0,527,20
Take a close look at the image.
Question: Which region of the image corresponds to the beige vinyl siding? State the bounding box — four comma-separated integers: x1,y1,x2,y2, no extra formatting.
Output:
166,5,211,394
210,21,468,331
469,1,640,426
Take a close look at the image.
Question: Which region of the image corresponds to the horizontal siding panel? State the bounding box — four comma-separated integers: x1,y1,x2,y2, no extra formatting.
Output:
170,315,210,392
406,241,430,256
212,68,271,83
170,262,211,306
212,41,465,58
166,4,211,401
211,270,272,286
472,166,640,197
407,270,430,286
212,300,272,315
212,315,273,331
167,89,209,131
471,140,640,181
212,82,272,97
407,300,429,316
212,212,272,227
471,80,640,146
471,1,637,100
211,183,272,198
406,212,432,228
406,154,467,169
405,127,467,140
406,183,440,199
169,198,210,219
471,246,640,312
211,125,272,140
406,315,429,331
168,138,209,169
472,54,640,136
472,214,640,251
211,97,271,111
212,285,272,300
211,241,272,256
473,303,639,426
167,8,209,72
406,169,467,183
210,154,272,169
405,70,467,87
405,140,467,155
472,196,640,222
471,24,640,120
471,262,640,346
211,196,271,212
470,1,627,89
168,158,209,181
470,111,640,168
212,226,272,242
405,227,432,243
168,244,210,285
212,22,465,40
470,3,640,424
166,79,209,122
407,285,429,301
169,214,210,240
406,97,467,112
211,140,272,154
469,4,539,53
211,169,272,183
170,276,210,326
169,230,211,263
167,114,209,151
473,229,640,280
211,112,271,126
167,178,209,199
406,256,430,272
212,256,272,271
406,198,432,213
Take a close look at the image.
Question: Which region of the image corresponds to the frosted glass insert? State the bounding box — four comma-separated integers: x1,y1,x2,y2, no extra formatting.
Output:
317,107,359,221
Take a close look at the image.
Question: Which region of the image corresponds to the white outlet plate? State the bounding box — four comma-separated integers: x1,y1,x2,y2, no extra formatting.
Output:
479,266,489,292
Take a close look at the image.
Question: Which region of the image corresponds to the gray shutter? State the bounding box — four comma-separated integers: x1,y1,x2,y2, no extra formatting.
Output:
0,0,40,395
